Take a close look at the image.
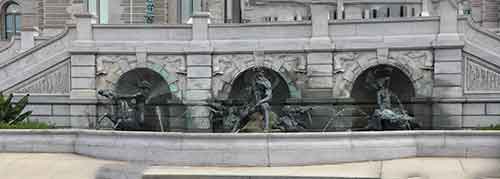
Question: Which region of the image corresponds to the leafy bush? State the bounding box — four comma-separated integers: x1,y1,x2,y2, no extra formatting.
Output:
0,121,55,129
478,124,500,130
0,93,32,125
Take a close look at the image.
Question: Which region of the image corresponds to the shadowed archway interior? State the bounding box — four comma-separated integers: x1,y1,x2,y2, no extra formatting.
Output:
114,68,171,131
350,65,416,127
228,67,290,113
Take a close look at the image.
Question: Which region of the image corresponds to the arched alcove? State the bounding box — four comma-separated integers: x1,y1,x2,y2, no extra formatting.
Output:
228,67,290,113
115,68,171,131
350,65,416,128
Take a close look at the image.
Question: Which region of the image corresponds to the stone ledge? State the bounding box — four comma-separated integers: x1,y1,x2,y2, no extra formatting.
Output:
1,130,500,167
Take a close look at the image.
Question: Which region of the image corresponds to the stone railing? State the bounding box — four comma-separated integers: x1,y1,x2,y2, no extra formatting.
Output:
0,26,74,92
462,16,500,66
0,37,20,64
1,129,499,167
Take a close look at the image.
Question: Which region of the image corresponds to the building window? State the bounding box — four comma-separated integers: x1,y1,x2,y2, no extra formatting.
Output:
400,6,406,17
88,0,109,24
372,9,377,19
386,8,391,17
463,9,471,15
3,3,21,40
181,0,194,23
411,8,415,16
264,16,271,22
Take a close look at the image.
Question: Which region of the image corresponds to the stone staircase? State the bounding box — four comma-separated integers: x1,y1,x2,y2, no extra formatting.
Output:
0,27,74,93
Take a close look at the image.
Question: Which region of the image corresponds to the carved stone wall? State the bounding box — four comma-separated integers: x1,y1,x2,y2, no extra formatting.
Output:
212,53,306,100
96,55,186,100
9,61,70,94
465,55,500,93
333,50,433,98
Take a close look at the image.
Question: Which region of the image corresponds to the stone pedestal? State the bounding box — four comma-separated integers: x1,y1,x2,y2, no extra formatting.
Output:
20,29,35,51
74,13,94,41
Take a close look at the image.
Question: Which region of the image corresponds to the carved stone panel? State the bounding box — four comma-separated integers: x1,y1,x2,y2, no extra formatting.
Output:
333,50,433,98
465,55,500,93
212,53,305,99
96,55,186,100
12,61,70,94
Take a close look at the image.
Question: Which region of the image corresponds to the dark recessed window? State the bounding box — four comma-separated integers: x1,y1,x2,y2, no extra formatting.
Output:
386,8,391,17
3,3,21,40
411,8,415,16
400,6,405,17
372,9,377,18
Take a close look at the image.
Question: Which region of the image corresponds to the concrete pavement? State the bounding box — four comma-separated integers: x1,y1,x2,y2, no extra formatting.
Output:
144,158,500,179
2,153,500,179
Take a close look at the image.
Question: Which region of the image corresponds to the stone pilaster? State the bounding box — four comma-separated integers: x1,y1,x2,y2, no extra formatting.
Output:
307,3,334,98
309,2,333,50
74,13,93,41
306,53,334,98
421,0,430,16
435,0,460,43
185,12,212,132
336,0,344,19
70,54,97,128
432,49,464,129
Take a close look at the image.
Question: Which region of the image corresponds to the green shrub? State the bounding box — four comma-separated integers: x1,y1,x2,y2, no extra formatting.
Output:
0,93,32,125
0,121,55,129
478,124,500,130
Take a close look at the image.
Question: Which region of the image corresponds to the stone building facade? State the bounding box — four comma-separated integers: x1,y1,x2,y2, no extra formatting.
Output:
1,0,500,131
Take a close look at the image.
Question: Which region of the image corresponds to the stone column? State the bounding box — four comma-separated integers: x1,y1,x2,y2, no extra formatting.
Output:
337,0,344,19
185,12,212,132
70,11,97,128
421,0,430,16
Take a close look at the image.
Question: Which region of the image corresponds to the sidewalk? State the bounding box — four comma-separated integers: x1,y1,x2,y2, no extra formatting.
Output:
1,153,500,179
144,157,500,179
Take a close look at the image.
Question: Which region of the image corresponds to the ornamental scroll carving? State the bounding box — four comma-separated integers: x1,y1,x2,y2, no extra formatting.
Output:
465,56,500,93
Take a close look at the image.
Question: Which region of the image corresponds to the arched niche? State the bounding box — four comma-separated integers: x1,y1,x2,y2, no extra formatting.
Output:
228,67,290,113
114,68,172,131
350,65,416,128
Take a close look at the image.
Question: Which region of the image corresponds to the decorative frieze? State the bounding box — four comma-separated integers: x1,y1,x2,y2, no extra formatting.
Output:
13,61,70,94
465,56,500,93
212,53,305,99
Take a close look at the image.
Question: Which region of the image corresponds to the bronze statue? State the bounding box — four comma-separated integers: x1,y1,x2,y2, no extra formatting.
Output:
96,81,152,131
254,68,273,132
368,75,419,130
